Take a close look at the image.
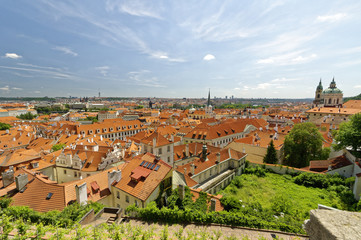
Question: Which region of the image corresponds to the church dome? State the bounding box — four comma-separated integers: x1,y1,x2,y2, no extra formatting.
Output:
322,78,342,94
323,87,342,94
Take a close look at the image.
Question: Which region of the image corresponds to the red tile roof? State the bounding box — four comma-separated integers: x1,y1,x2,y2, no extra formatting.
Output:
114,153,172,201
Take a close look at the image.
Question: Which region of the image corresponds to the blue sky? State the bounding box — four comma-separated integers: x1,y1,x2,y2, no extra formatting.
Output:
1,0,361,98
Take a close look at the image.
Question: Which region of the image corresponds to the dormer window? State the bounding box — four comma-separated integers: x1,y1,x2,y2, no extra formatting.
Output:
32,162,39,168
128,125,132,129
89,130,93,134
96,129,100,133
103,128,107,132
109,128,113,131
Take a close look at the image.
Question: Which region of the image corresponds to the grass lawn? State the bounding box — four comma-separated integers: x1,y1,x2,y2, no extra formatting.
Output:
219,172,347,222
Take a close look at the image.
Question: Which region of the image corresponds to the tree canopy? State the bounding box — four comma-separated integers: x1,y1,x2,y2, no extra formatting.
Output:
263,140,278,164
283,122,324,168
0,122,11,130
51,143,66,152
17,112,37,120
334,113,361,157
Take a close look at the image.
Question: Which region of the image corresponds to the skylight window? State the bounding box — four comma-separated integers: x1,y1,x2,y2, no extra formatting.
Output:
46,192,53,200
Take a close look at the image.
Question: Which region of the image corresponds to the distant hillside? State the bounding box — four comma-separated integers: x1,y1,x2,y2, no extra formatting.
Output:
344,93,361,102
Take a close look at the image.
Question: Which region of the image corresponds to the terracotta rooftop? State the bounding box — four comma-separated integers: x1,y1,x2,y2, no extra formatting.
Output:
113,153,172,201
309,155,352,172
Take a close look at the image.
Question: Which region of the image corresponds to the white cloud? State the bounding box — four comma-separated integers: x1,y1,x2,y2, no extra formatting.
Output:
0,85,10,91
151,53,186,62
271,77,299,83
257,51,317,65
180,2,262,42
0,63,81,81
12,87,23,90
317,13,347,23
203,54,215,61
127,70,165,88
34,90,41,94
234,87,240,90
53,46,78,56
105,0,163,19
95,66,110,76
354,85,361,89
4,53,22,59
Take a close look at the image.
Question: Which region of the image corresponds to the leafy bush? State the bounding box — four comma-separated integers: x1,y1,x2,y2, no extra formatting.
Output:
293,172,346,189
1,201,104,228
126,203,303,234
51,143,66,152
0,196,12,208
0,122,11,130
243,166,267,177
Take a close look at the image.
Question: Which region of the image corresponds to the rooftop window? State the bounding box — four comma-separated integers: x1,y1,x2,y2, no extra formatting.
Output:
46,192,53,200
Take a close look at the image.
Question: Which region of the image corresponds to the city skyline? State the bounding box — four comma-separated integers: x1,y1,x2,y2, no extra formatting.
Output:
1,0,361,98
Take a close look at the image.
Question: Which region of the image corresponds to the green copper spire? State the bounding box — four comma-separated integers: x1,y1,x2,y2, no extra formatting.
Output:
317,78,323,90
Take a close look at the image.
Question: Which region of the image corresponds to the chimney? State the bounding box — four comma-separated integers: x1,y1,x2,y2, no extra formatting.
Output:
108,170,122,192
191,163,195,175
185,144,189,157
100,135,103,141
184,168,187,176
15,174,28,191
155,155,161,162
75,182,87,205
153,137,156,148
228,148,231,158
202,144,208,161
210,198,217,211
178,184,185,200
13,137,16,142
1,169,15,188
171,135,174,142
67,154,73,165
216,152,220,164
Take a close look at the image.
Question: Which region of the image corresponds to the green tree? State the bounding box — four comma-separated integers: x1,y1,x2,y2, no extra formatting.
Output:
283,122,324,168
263,140,278,164
334,113,361,157
51,143,66,152
0,122,11,130
17,112,37,120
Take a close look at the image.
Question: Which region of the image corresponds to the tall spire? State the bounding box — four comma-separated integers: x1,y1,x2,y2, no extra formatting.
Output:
207,89,211,107
317,78,323,90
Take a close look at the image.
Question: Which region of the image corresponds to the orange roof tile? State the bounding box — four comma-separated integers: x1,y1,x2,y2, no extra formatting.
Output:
114,153,172,201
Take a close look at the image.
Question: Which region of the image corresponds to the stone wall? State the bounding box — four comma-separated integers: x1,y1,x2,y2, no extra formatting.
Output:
305,209,361,240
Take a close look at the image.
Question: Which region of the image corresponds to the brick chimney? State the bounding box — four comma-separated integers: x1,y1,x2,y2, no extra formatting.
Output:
216,152,220,164
191,163,195,175
15,174,28,191
75,182,87,205
1,169,14,188
153,137,157,148
185,144,189,157
108,170,122,192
